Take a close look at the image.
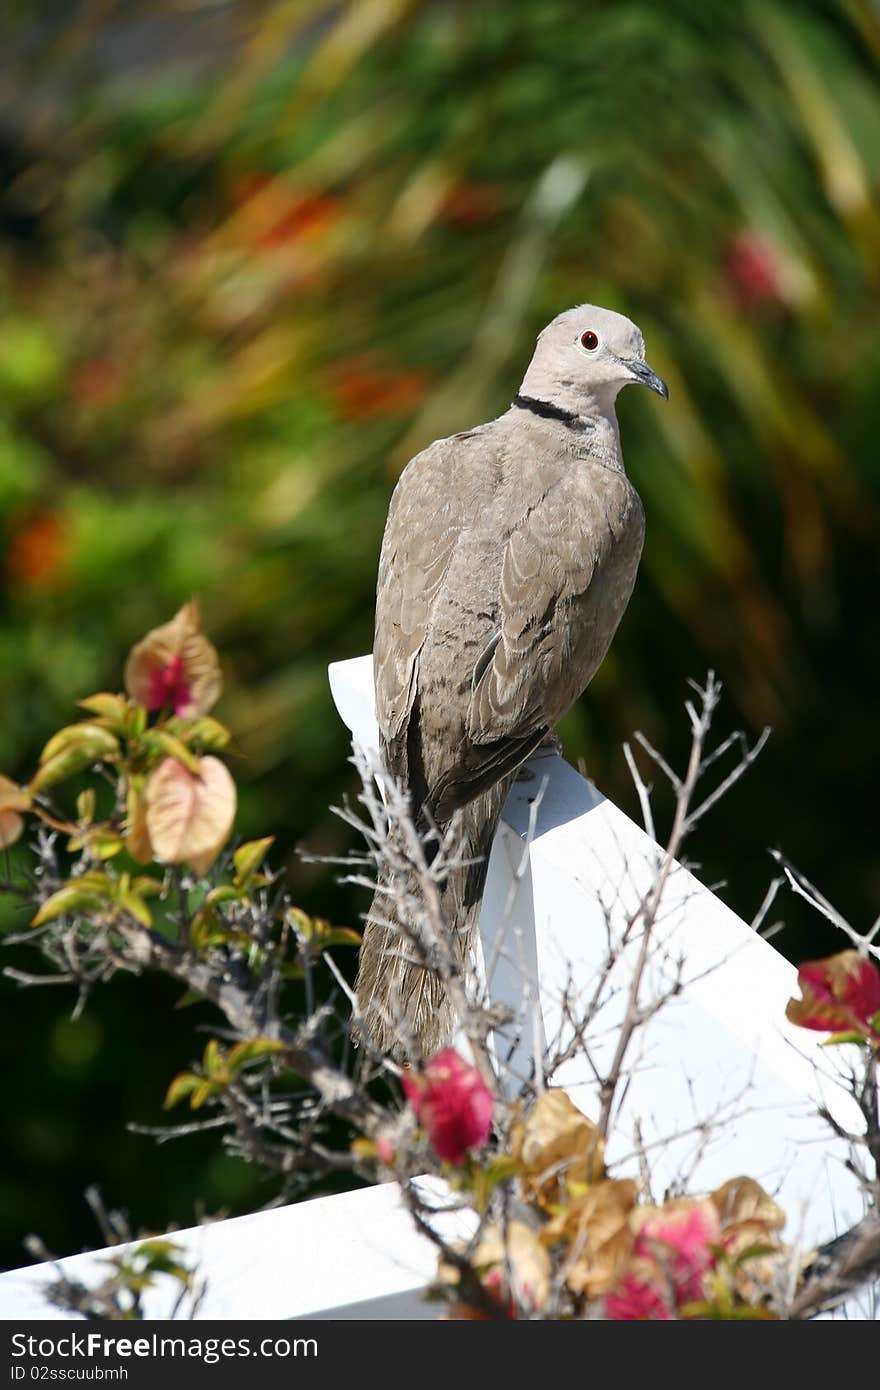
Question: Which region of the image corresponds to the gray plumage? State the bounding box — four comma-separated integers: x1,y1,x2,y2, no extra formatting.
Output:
356,304,668,1058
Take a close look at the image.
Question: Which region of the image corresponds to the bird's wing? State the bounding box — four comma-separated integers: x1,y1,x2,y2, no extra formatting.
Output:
373,435,470,746
467,480,604,746
430,477,606,819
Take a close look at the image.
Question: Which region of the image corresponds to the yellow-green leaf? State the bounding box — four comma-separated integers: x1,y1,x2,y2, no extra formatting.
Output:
174,990,204,1010
125,704,148,739
164,1072,202,1109
190,905,225,947
206,885,241,906
78,693,128,731
91,833,125,860
31,731,120,793
124,781,153,864
227,1038,285,1074
118,891,153,927
203,1039,227,1081
143,731,201,775
31,876,113,926
40,722,120,766
132,876,162,897
167,715,231,753
233,836,275,888
188,1080,216,1110
821,1031,868,1047
288,908,361,953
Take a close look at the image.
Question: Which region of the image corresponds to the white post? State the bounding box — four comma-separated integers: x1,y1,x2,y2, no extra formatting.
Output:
328,655,866,1257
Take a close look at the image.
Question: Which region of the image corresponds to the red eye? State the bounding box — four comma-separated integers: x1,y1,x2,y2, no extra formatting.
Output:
580,330,599,351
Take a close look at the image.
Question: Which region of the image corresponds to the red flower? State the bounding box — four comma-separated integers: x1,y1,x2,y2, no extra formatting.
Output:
402,1048,493,1165
605,1273,672,1321
71,357,123,409
230,175,343,251
5,510,69,589
786,950,880,1043
724,231,783,310
439,182,502,226
330,354,429,420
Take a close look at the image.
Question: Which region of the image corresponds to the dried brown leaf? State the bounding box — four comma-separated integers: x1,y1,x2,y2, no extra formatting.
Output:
511,1089,605,1209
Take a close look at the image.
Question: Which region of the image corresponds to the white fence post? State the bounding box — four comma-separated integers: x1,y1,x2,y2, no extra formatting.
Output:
327,656,866,1259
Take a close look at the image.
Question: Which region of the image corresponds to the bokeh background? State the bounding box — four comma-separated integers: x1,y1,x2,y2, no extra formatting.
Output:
1,0,879,1270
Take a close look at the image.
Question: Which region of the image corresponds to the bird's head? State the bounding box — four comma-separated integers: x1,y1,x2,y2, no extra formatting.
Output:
518,304,668,419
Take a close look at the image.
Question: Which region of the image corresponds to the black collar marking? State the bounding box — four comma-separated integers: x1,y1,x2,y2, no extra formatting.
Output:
512,393,592,430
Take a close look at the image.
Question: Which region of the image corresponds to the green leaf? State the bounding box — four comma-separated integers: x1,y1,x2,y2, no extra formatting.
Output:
125,704,148,739
133,1241,192,1282
40,722,120,765
132,876,162,897
730,1241,779,1268
190,905,227,947
189,1080,217,1110
91,833,125,860
227,1038,285,1075
203,1038,227,1081
163,1072,202,1109
31,876,113,926
32,728,120,791
233,836,275,888
134,1239,180,1262
288,907,361,953
76,788,96,823
68,826,123,854
173,716,232,752
206,885,241,905
141,730,201,774
78,693,129,732
118,891,153,927
481,1155,521,1190
820,1030,868,1047
174,990,204,1010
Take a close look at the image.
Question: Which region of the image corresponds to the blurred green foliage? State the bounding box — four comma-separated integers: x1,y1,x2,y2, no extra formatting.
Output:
1,0,880,1270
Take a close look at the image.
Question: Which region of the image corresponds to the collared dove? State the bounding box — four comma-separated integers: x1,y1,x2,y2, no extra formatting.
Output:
357,304,668,1058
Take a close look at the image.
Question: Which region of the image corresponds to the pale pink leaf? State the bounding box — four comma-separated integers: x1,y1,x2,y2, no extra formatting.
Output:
145,756,236,875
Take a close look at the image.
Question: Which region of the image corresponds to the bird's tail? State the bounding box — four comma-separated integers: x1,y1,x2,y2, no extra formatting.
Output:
354,781,510,1061
355,884,477,1061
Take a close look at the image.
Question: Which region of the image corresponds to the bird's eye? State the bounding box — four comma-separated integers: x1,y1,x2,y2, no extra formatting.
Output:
579,330,600,351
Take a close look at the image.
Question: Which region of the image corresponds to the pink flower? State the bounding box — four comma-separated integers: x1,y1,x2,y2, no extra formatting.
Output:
633,1200,720,1306
124,601,221,719
146,653,189,713
605,1274,671,1321
375,1135,395,1165
402,1048,493,1165
786,951,880,1043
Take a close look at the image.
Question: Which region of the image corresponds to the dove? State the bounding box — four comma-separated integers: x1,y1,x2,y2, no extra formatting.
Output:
356,304,668,1058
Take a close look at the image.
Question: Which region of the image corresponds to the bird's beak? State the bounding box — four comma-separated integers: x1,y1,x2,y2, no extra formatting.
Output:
626,358,669,400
